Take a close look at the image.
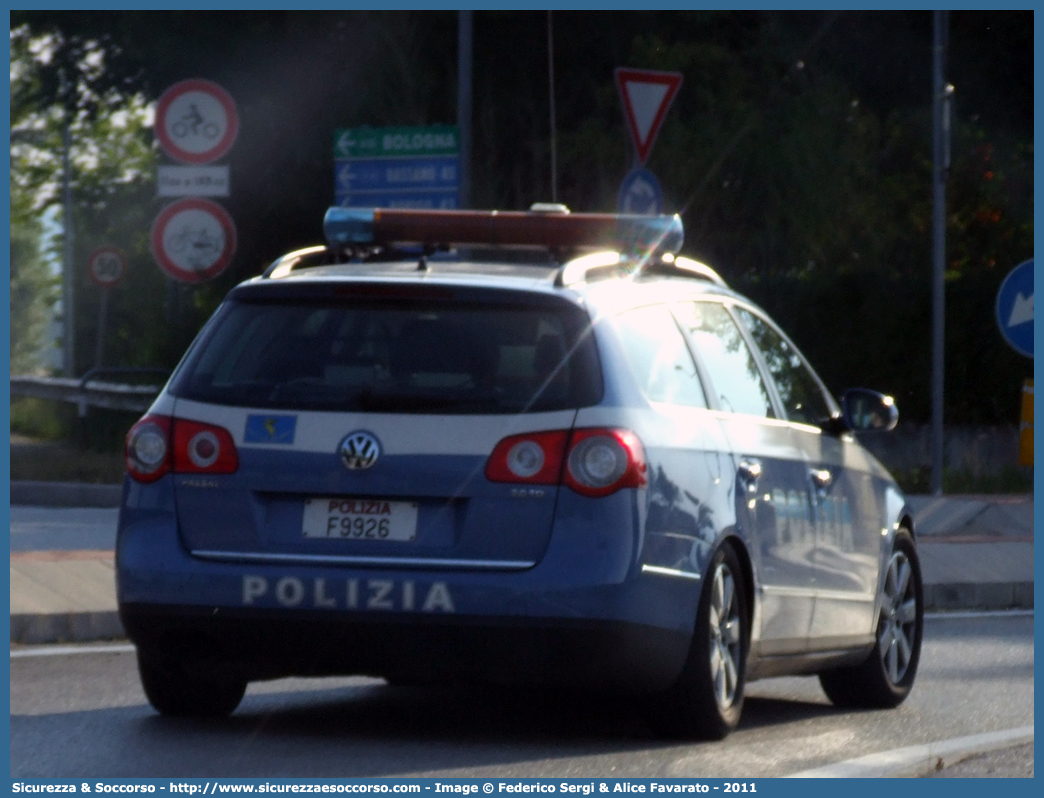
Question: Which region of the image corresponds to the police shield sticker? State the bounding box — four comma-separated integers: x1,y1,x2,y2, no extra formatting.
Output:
244,415,297,444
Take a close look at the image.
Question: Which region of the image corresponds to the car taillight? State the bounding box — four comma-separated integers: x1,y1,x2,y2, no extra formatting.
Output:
486,427,646,498
485,430,569,484
564,428,647,498
125,416,239,483
173,419,239,474
126,415,173,483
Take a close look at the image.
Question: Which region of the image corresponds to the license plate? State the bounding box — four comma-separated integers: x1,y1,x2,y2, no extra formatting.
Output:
303,498,418,541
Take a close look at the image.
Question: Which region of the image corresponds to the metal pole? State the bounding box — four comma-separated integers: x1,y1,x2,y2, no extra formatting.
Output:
548,11,558,203
94,288,109,369
457,11,473,209
930,10,950,496
61,90,76,377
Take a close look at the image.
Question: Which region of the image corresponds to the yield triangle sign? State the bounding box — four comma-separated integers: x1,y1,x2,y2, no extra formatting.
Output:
615,68,683,165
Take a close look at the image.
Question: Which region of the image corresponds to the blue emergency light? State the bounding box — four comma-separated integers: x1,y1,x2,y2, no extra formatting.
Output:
323,206,684,256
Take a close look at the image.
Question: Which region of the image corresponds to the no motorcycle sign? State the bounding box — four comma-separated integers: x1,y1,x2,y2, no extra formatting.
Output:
155,79,239,165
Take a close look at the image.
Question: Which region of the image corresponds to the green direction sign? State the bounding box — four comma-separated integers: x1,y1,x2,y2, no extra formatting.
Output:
334,125,459,159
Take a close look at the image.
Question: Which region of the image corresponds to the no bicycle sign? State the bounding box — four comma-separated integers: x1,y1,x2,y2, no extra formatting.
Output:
151,198,237,283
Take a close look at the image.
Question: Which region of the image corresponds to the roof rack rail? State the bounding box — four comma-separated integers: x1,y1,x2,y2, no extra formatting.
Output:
667,255,728,287
555,251,728,288
262,245,334,279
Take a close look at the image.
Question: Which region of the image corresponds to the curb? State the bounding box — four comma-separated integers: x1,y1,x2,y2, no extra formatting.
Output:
785,725,1034,778
10,611,125,645
924,581,1034,611
11,481,122,508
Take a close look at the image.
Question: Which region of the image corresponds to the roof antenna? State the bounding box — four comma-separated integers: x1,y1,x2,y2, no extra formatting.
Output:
417,244,435,271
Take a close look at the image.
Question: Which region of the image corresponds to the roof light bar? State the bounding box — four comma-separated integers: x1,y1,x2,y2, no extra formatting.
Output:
323,207,684,255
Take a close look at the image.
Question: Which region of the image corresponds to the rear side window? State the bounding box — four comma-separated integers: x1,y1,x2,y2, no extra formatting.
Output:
172,299,602,414
612,305,707,407
733,307,833,426
675,301,775,418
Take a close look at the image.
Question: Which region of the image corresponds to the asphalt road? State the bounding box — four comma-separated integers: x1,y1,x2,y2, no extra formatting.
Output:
9,506,119,552
9,613,1033,778
925,743,1034,778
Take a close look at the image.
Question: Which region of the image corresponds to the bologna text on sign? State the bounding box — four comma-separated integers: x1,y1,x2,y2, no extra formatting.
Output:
334,125,459,210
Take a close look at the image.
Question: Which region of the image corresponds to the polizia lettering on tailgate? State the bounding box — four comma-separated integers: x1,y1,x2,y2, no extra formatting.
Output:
242,575,455,613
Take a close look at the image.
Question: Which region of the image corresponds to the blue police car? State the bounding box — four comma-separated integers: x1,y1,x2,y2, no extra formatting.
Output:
117,205,922,738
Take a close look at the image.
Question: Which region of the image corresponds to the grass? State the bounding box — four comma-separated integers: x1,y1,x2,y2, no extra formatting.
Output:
892,465,1033,495
10,397,138,483
10,439,126,484
10,397,71,441
11,398,128,484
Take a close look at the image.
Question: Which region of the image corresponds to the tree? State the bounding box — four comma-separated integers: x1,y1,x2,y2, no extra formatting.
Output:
10,27,60,374
10,24,158,374
9,11,1032,425
9,219,56,374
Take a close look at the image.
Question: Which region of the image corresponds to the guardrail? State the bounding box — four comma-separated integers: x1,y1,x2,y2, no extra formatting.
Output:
10,368,168,415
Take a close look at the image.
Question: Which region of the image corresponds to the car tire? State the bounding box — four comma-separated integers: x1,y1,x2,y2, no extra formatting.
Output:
137,648,247,718
819,530,923,708
654,541,749,739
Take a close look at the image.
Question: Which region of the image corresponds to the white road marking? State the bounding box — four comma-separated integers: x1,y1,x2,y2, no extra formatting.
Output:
785,725,1034,778
10,643,136,659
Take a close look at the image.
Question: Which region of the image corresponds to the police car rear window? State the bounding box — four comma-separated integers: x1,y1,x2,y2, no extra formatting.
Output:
172,299,603,414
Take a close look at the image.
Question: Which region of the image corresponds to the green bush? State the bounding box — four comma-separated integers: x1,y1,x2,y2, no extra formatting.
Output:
10,397,72,442
11,397,141,453
892,465,1033,495
10,440,125,484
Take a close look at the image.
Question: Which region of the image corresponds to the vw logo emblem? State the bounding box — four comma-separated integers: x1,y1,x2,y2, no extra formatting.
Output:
339,431,381,471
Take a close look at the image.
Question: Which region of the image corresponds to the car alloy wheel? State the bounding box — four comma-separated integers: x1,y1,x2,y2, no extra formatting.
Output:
708,560,742,711
653,541,749,739
878,548,918,685
818,530,922,709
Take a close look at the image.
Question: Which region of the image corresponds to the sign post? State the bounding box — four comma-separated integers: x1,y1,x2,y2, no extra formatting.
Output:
995,258,1033,358
617,168,663,215
155,79,239,165
1020,379,1033,467
333,125,460,209
153,79,238,299
87,247,127,369
995,259,1033,468
151,198,237,284
157,164,230,197
614,68,682,214
615,68,683,166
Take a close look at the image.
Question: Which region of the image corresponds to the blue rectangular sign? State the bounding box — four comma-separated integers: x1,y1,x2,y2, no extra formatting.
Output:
335,190,459,210
336,156,458,193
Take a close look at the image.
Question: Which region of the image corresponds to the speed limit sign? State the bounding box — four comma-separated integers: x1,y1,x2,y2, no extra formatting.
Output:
88,247,127,288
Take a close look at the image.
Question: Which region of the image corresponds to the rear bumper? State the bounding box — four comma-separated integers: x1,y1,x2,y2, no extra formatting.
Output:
120,603,690,690
117,480,704,690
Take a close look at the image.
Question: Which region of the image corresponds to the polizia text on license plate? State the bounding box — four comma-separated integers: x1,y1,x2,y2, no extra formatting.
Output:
302,498,419,541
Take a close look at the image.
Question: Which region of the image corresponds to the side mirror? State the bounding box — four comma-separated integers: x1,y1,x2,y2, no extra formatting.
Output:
838,388,899,432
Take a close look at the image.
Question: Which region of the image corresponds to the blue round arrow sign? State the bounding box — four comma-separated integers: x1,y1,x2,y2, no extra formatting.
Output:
995,258,1034,358
617,168,663,215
